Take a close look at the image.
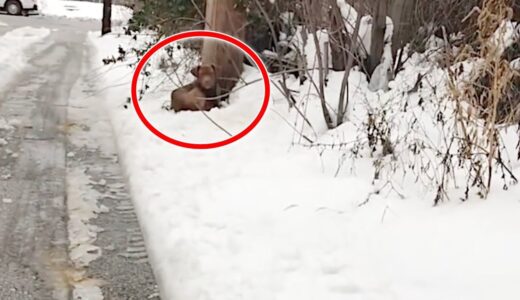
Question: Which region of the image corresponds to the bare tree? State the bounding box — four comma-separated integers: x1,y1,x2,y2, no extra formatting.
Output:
304,0,334,129
367,0,388,75
329,0,348,71
337,11,363,126
102,0,112,35
390,0,416,56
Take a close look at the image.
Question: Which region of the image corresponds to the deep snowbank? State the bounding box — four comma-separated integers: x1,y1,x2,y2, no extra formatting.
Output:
88,29,520,300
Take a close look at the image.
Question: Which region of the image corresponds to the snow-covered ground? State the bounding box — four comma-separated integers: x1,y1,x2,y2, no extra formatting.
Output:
1,0,517,298
38,0,132,24
0,26,50,84
88,25,520,300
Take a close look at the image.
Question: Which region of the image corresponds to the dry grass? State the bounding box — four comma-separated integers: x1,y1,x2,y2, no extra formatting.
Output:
445,0,519,200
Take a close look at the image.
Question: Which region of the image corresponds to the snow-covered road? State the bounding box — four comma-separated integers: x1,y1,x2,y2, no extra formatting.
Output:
0,15,158,299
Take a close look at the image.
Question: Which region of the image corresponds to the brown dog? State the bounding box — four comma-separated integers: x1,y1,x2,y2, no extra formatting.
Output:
170,64,218,112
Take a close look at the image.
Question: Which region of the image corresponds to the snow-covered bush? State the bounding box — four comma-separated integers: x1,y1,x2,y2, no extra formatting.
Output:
443,0,520,199
332,0,520,204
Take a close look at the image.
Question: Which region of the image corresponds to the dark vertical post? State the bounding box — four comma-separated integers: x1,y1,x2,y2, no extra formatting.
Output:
102,0,112,35
368,0,387,75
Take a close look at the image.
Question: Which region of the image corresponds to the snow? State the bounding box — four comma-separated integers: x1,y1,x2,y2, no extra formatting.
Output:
368,41,393,91
491,20,520,56
65,119,107,300
0,26,50,85
138,67,265,143
0,174,11,180
38,0,132,24
67,166,108,268
0,118,14,131
72,279,104,300
63,54,119,300
2,198,13,204
336,0,394,58
512,57,520,70
89,24,520,300
335,0,395,91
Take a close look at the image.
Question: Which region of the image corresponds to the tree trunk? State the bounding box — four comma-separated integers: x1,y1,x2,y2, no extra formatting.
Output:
329,0,348,71
202,0,246,97
311,0,325,25
101,0,112,35
305,0,334,129
337,12,362,126
390,0,416,57
367,0,387,75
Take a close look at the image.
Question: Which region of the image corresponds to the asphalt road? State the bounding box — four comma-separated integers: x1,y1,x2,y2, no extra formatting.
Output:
0,14,159,299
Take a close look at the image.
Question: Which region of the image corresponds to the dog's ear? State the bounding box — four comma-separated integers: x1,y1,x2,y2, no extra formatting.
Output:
190,66,200,77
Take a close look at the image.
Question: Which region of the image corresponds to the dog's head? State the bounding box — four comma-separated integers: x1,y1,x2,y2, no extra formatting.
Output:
191,64,217,90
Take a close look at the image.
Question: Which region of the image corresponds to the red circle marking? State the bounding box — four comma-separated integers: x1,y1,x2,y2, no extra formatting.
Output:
131,30,271,149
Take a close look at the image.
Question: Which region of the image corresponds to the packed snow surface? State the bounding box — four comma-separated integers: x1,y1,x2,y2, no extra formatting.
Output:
0,26,50,84
88,24,520,300
38,0,132,24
